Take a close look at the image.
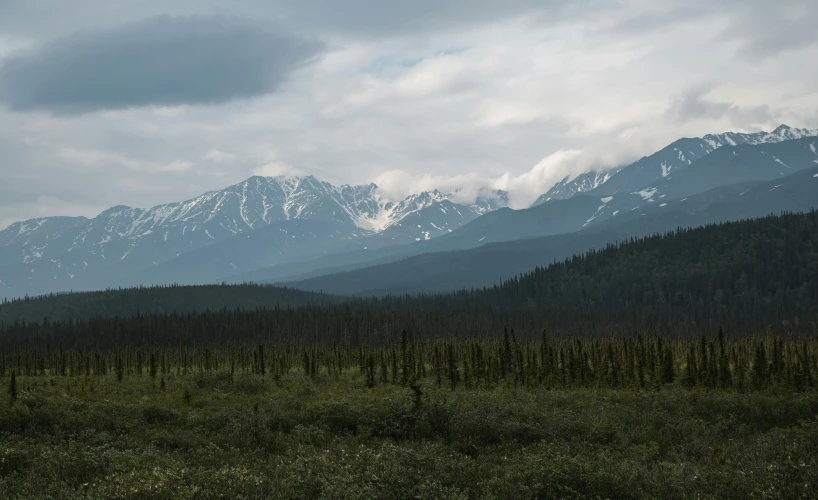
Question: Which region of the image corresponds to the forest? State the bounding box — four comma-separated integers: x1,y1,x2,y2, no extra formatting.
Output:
1,211,817,498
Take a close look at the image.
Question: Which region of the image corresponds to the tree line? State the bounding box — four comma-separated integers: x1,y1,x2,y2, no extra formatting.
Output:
3,329,815,398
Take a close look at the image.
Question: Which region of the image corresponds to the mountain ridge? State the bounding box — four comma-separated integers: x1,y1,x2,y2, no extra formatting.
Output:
0,175,506,298
533,124,818,205
285,164,818,296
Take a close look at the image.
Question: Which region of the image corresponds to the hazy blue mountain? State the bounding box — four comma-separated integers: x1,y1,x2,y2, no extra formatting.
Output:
0,176,505,298
628,136,818,202
286,165,818,296
4,126,814,299
238,135,818,286
532,124,817,205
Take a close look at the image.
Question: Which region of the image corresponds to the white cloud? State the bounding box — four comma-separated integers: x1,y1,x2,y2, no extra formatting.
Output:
56,147,141,168
157,160,194,172
202,149,238,163
374,149,585,208
253,161,303,177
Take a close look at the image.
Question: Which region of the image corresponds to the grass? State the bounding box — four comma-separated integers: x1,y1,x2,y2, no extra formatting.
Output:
1,370,817,499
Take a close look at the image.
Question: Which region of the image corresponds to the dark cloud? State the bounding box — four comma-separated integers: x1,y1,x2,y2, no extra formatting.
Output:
666,84,732,123
0,0,584,39
666,84,775,125
716,0,818,58
0,16,324,114
0,188,38,206
607,6,710,34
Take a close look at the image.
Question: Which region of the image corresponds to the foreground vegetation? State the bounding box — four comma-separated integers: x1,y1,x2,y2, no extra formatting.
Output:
2,332,818,498
3,369,817,499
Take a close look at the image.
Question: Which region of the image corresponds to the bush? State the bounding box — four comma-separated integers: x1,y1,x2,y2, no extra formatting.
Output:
142,405,181,425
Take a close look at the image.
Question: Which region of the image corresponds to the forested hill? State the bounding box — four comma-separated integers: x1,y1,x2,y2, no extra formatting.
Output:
0,284,338,324
467,210,818,322
0,211,816,347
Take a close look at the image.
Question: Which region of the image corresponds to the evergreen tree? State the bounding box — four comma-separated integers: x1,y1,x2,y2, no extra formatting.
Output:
752,342,769,390
9,370,16,405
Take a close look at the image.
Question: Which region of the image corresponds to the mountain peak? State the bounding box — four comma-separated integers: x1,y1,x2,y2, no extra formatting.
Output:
98,205,137,217
534,124,818,206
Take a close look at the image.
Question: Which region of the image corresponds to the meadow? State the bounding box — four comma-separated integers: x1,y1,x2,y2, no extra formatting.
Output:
2,334,817,499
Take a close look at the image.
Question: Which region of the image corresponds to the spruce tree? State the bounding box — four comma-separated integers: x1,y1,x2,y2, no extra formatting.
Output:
9,370,17,405
752,342,769,390
366,353,376,389
447,343,459,391
149,353,157,380
258,345,266,377
116,357,124,384
400,330,409,386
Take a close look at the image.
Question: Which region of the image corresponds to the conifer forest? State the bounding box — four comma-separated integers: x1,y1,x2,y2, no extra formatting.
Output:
2,212,818,498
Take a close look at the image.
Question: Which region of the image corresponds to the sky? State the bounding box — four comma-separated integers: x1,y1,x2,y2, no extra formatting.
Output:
1,0,817,229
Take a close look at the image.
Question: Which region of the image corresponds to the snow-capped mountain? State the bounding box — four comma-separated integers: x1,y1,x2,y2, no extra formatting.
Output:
0,176,506,297
532,124,818,206
466,136,818,249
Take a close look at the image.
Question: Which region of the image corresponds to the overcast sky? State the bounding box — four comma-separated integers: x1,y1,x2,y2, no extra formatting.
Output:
1,0,817,228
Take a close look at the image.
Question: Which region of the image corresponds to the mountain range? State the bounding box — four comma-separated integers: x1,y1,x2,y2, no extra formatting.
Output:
533,124,817,204
0,176,505,297
232,131,818,288
1,124,816,300
287,164,818,296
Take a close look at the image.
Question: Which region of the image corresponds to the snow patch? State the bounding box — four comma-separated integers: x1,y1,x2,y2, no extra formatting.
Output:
633,187,657,201
773,157,791,169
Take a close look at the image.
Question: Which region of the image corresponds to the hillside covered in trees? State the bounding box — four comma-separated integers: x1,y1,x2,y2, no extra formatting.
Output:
0,284,338,325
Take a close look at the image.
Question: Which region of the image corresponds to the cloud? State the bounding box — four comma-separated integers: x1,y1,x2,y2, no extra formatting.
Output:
717,0,818,58
203,149,238,163
56,147,142,169
253,161,304,177
0,0,592,39
157,160,194,172
0,1,817,228
0,15,324,114
373,149,587,209
56,146,195,173
666,84,775,126
666,84,733,123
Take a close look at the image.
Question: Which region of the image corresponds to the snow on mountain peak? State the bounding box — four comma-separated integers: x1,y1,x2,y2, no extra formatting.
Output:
534,124,818,206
